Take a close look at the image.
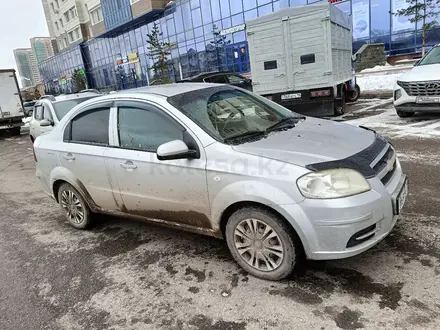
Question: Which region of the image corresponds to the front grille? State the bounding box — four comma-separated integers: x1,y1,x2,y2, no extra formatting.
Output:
397,80,440,96
372,146,397,186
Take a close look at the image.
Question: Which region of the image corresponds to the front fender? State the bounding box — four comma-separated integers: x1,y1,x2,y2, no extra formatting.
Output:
210,179,303,229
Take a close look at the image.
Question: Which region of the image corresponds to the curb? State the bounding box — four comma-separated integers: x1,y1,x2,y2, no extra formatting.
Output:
359,90,393,99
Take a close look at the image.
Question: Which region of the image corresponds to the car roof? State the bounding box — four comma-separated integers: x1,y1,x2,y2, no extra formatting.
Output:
118,83,221,97
180,71,239,82
53,92,100,102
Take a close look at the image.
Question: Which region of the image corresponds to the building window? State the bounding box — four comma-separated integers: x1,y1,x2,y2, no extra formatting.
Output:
75,28,81,40
64,11,70,22
69,6,78,19
69,31,74,42
59,18,64,27
55,0,59,8
90,6,103,25
55,21,59,30
51,2,56,13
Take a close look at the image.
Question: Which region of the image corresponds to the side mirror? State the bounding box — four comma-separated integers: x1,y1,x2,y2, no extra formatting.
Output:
157,140,197,161
40,119,53,127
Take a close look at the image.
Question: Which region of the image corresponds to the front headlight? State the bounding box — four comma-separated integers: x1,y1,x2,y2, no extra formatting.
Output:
297,168,371,199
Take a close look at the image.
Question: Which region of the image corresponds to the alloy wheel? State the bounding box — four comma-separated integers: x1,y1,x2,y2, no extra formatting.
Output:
234,218,284,272
60,190,85,224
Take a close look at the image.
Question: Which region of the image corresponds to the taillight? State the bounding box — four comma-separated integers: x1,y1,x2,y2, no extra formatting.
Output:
311,89,331,98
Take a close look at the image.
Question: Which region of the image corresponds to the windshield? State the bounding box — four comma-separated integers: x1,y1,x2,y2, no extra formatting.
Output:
418,46,440,66
53,97,97,120
168,86,300,144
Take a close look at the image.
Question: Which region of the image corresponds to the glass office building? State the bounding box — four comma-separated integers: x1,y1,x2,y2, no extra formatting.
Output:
39,0,440,92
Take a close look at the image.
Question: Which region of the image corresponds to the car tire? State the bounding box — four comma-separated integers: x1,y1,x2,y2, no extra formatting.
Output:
346,84,360,103
396,110,415,118
11,127,21,136
225,207,301,281
57,183,92,229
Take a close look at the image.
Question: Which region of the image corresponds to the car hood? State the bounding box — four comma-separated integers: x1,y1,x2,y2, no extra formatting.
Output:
232,117,376,167
398,64,440,82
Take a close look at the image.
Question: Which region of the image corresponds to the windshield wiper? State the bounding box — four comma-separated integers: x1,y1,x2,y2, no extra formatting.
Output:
265,116,306,133
224,130,267,143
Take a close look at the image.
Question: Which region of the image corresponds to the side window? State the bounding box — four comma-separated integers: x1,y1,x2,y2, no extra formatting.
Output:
208,75,227,84
35,105,43,120
118,104,184,152
43,105,53,121
227,74,245,84
70,108,110,145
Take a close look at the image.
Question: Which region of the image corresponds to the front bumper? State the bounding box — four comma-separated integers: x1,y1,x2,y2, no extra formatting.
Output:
394,84,440,112
282,160,406,260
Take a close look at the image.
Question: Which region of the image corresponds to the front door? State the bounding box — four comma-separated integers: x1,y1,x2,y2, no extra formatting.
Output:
107,100,212,229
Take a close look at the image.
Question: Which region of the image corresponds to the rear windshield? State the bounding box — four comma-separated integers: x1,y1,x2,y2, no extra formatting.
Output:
53,97,97,120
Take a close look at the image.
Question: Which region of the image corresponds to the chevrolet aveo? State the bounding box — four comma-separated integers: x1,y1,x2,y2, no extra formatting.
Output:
34,84,408,280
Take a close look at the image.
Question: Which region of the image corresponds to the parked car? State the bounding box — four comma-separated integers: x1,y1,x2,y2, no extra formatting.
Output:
23,100,36,117
29,92,100,142
178,71,253,91
34,83,408,280
394,43,440,117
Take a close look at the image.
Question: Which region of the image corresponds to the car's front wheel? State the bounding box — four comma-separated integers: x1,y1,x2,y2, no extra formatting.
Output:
396,110,415,118
57,183,92,229
225,207,301,280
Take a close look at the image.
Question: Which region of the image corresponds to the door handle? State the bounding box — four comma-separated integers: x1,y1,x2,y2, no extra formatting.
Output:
63,153,75,161
120,161,137,170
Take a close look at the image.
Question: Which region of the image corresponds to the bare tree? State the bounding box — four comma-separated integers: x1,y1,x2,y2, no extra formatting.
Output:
395,0,440,56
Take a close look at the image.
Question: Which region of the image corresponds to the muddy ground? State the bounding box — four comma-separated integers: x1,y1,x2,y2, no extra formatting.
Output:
1,102,439,330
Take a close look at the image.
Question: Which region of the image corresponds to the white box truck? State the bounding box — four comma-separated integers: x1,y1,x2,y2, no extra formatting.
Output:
247,3,354,116
0,69,24,135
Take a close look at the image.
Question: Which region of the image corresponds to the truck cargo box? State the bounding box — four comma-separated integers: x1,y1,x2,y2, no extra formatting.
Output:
247,3,353,115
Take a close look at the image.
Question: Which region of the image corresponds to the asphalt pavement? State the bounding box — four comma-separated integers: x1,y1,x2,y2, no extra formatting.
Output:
1,102,440,330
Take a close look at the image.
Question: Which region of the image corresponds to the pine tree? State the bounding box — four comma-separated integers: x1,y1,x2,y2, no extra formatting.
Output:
210,24,231,70
146,22,172,84
395,0,440,56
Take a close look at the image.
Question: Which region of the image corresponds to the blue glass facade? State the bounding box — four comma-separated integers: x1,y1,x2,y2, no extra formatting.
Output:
101,0,133,32
39,0,440,93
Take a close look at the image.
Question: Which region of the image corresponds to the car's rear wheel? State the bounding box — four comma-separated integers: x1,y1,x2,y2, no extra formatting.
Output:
396,110,415,118
57,183,91,229
225,207,300,280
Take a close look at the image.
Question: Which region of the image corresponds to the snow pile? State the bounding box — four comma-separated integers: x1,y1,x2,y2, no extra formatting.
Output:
346,105,440,139
357,73,402,91
360,63,413,74
22,117,32,128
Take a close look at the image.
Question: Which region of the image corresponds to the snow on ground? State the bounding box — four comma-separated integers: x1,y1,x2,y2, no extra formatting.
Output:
357,73,402,92
359,64,413,73
22,117,31,128
344,103,440,139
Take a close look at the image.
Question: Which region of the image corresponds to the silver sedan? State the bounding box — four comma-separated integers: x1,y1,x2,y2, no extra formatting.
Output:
33,83,408,280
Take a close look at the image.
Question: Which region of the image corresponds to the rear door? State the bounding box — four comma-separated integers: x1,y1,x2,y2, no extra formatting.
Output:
59,102,118,211
0,71,23,119
247,20,289,94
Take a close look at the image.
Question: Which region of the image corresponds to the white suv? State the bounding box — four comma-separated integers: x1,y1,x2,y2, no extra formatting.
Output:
394,44,440,117
29,92,100,142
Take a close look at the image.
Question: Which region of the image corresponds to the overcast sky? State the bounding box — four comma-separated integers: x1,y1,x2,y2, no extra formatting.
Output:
1,0,49,84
